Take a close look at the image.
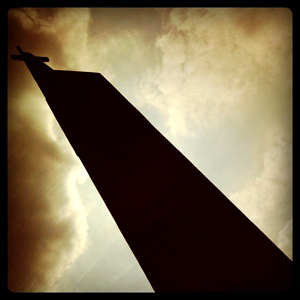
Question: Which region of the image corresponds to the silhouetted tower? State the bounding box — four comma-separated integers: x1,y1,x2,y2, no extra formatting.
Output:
11,47,292,291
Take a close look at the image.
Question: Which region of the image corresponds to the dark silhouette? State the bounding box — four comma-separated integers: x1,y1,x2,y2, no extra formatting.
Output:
11,47,292,291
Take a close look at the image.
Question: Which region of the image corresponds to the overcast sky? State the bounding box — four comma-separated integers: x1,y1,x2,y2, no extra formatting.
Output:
7,8,292,292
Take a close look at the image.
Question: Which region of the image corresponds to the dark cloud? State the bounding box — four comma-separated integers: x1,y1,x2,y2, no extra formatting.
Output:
229,8,292,38
8,99,71,291
8,8,66,69
8,8,89,291
7,86,89,291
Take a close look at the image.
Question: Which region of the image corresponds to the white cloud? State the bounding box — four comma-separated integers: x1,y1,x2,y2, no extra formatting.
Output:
135,9,292,260
136,8,292,137
229,130,292,258
277,219,292,259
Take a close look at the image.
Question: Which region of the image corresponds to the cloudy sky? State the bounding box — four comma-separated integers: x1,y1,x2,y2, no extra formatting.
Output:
7,8,292,292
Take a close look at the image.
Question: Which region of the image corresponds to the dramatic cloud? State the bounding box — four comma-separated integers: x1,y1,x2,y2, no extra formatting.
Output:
8,8,91,291
136,8,292,137
8,8,90,68
8,90,89,291
8,8,292,291
134,8,292,258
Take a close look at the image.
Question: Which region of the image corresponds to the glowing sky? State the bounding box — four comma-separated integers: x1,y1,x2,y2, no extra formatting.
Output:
7,8,292,292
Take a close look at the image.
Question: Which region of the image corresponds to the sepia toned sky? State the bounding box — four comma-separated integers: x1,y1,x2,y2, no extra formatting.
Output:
7,8,292,292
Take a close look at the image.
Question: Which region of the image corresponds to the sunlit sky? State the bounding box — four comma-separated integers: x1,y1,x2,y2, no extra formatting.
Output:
8,8,292,292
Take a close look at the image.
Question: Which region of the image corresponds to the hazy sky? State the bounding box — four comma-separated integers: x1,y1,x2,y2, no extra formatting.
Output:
7,8,292,292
